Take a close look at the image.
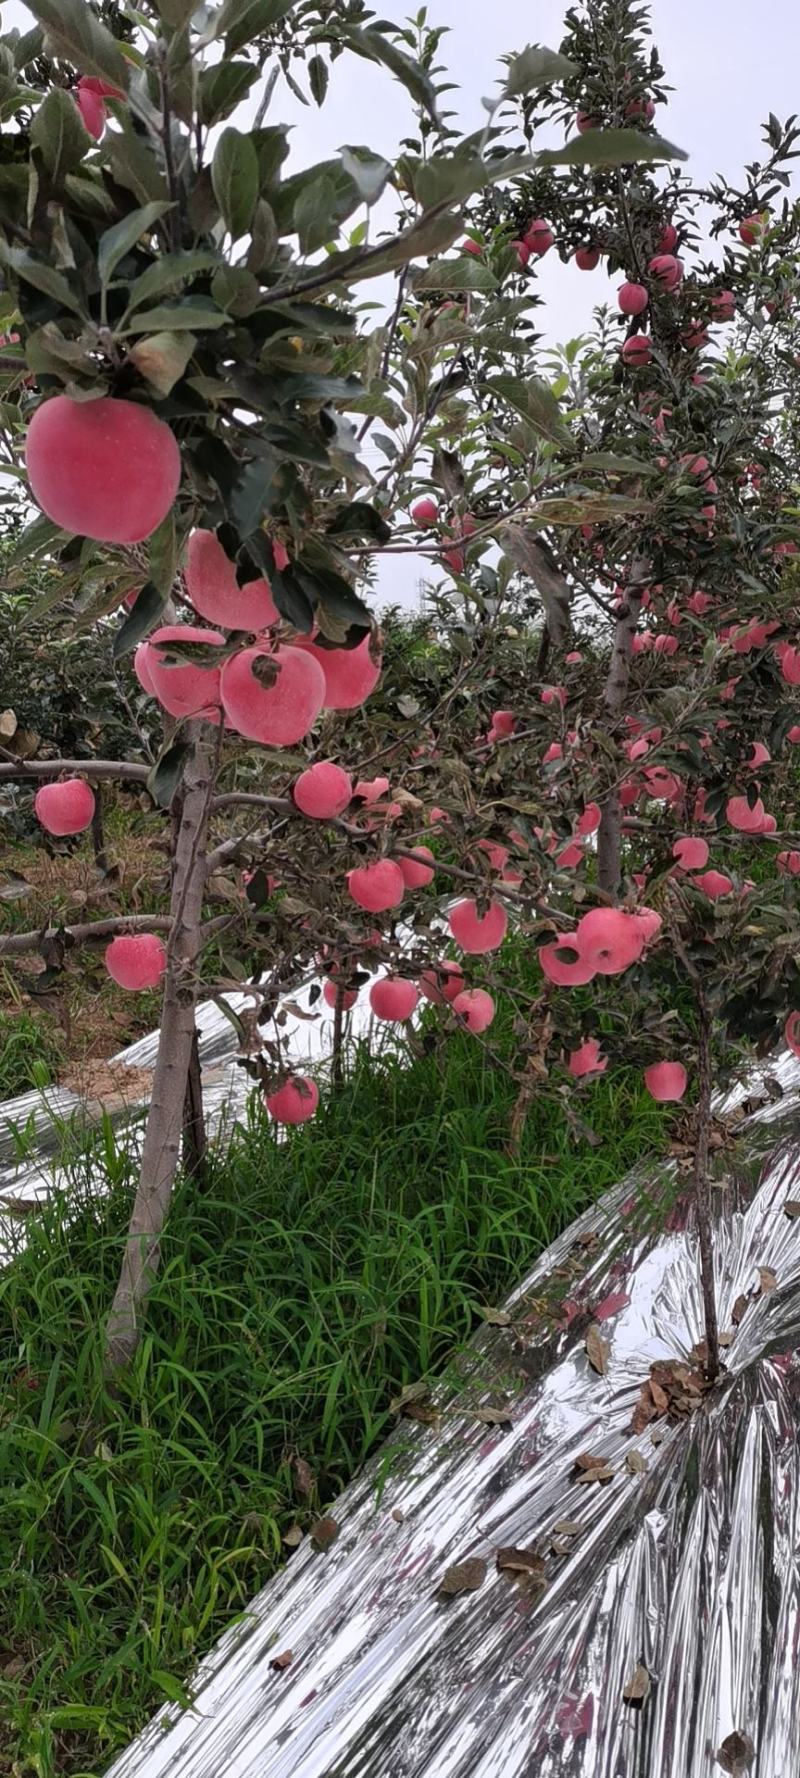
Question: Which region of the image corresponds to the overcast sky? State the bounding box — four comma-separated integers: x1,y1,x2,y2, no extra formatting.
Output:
13,0,799,609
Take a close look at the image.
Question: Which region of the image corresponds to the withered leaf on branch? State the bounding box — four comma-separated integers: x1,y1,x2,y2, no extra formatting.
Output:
585,1324,610,1376
622,1663,651,1707
436,1557,487,1599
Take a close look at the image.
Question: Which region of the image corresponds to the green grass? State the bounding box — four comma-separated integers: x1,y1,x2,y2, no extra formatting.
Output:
0,1022,671,1778
0,1010,63,1096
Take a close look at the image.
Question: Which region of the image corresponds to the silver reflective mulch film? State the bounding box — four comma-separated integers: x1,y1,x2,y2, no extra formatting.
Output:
104,1055,800,1778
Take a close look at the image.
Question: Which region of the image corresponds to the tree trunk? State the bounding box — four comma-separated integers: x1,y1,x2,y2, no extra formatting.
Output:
105,728,213,1370
90,784,107,872
181,1022,207,1184
693,996,720,1383
596,556,649,898
331,985,345,1093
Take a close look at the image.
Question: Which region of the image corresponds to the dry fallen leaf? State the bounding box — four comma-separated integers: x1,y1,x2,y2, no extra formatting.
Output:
622,1663,651,1707
282,1524,303,1549
477,1305,513,1326
552,1519,583,1537
631,1382,657,1434
472,1404,513,1426
717,1728,755,1774
585,1324,610,1377
310,1516,339,1551
495,1546,547,1582
783,1199,800,1221
573,1229,599,1250
650,1379,670,1414
436,1557,487,1599
719,1331,734,1348
731,1294,750,1326
269,1650,293,1672
574,1453,615,1485
293,1455,315,1497
626,1449,649,1475
757,1266,777,1295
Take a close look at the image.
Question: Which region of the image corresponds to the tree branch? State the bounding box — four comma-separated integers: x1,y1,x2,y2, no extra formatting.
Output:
0,759,150,784
0,914,173,957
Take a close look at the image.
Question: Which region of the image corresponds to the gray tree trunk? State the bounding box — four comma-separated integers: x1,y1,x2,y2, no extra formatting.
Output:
105,727,213,1370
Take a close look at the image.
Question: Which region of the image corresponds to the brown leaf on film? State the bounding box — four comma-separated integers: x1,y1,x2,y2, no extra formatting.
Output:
757,1266,777,1295
650,1379,670,1414
631,1382,657,1434
390,1379,432,1414
585,1324,610,1377
622,1663,651,1707
310,1516,339,1551
783,1199,800,1220
574,1452,615,1485
436,1557,487,1599
731,1293,750,1326
269,1649,293,1673
552,1519,583,1537
472,1404,514,1426
282,1524,304,1549
477,1305,512,1326
717,1729,755,1774
495,1546,547,1583
626,1449,649,1475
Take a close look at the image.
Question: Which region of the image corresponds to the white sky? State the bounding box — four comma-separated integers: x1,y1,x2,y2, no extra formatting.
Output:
11,0,800,610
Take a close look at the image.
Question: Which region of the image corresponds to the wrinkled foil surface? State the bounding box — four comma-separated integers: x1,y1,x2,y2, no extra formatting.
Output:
98,1053,800,1778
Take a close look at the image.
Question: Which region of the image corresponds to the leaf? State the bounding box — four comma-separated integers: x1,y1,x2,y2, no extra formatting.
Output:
310,1515,339,1551
436,1557,487,1598
25,323,95,383
113,582,165,658
472,1404,513,1426
247,199,278,273
593,1291,631,1321
215,0,296,55
212,128,259,240
282,1523,303,1548
294,173,339,255
30,89,90,184
731,1293,750,1326
10,512,67,566
622,1663,650,1707
122,299,226,334
538,128,687,169
149,512,178,596
565,452,659,479
211,266,260,317
129,331,195,397
626,1449,648,1475
340,25,440,123
414,254,498,295
326,502,391,546
152,1670,193,1710
147,738,190,810
476,1305,512,1326
102,124,169,206
495,1546,547,1579
757,1266,777,1295
123,251,221,317
97,202,172,291
199,59,257,126
717,1730,755,1774
482,374,572,450
268,1649,293,1672
339,145,392,205
783,1199,800,1220
503,45,579,97
308,55,328,107
230,456,277,538
0,245,85,316
25,0,130,89
552,1520,583,1537
585,1325,609,1376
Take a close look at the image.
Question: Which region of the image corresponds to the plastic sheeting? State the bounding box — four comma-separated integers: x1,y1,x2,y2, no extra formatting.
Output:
103,1055,800,1778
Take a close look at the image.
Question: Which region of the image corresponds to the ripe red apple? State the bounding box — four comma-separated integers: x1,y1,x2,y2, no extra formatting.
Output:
397,846,435,889
295,633,381,710
185,530,278,631
462,237,482,256
644,1060,687,1102
145,624,225,719
524,219,554,257
221,643,325,744
574,246,601,271
648,253,682,291
625,96,655,123
621,334,652,367
105,932,167,990
347,859,404,912
452,988,495,1033
711,289,736,322
512,239,531,268
34,778,95,836
618,281,649,316
74,75,123,141
448,897,507,954
293,761,352,819
411,497,439,526
658,222,678,253
26,396,181,544
265,1076,319,1124
418,960,465,1004
739,213,765,246
576,109,598,133
369,977,419,1021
